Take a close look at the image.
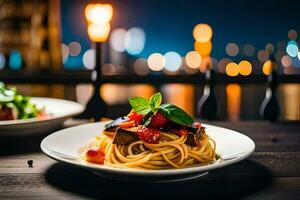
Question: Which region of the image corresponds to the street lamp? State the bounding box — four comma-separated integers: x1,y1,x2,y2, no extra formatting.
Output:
78,3,113,121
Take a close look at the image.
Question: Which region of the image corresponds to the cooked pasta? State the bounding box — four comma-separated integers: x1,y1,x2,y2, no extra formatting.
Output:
84,131,216,170
82,92,217,170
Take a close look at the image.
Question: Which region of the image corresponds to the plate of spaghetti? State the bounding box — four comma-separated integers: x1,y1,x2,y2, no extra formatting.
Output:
41,92,255,182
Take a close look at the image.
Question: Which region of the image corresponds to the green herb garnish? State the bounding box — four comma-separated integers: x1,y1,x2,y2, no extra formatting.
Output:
159,103,194,126
128,92,194,126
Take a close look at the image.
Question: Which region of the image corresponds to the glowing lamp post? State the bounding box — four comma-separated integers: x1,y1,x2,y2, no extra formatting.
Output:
79,4,113,121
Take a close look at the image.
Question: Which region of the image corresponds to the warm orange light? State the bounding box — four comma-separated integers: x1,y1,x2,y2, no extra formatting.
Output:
226,62,239,77
85,4,113,25
185,51,202,69
238,60,252,76
262,60,273,75
85,3,113,42
162,84,195,116
193,24,213,43
87,23,111,42
147,53,165,71
194,41,212,56
226,84,241,121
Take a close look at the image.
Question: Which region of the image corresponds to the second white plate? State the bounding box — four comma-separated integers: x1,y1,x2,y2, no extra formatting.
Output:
0,97,84,137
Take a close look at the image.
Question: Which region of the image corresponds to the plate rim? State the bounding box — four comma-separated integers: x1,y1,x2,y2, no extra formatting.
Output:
41,122,256,176
0,97,84,126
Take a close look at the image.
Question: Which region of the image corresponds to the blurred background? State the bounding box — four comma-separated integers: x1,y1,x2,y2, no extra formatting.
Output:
0,0,299,120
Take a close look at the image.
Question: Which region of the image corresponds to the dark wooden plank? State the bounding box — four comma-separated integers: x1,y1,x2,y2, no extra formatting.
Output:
0,170,299,199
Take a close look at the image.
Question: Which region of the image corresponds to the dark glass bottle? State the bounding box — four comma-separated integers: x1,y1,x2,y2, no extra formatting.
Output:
76,42,108,121
197,68,217,120
260,57,280,121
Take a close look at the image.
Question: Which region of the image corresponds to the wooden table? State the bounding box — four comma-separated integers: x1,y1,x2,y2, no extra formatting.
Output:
1,121,300,199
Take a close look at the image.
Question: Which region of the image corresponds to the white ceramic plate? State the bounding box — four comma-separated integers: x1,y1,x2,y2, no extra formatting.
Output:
0,97,84,137
41,122,255,182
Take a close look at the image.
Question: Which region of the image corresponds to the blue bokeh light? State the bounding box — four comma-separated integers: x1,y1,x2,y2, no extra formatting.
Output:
164,51,182,72
125,27,146,56
286,40,298,57
9,50,22,70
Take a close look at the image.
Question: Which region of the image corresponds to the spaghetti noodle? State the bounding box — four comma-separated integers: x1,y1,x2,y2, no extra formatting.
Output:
84,130,216,170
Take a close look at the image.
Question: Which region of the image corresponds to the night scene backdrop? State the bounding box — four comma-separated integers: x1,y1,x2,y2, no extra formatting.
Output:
0,0,299,121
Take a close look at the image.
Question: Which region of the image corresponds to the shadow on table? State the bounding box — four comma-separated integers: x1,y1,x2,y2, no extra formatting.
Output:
45,160,272,199
0,134,47,156
0,124,65,155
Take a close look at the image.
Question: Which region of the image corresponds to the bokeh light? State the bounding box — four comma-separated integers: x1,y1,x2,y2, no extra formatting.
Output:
0,52,5,69
242,44,255,57
133,58,150,76
61,43,69,63
83,49,95,69
257,49,269,62
226,43,239,57
286,40,298,57
87,23,111,42
109,28,127,52
182,58,198,75
238,60,252,76
281,55,292,67
85,4,113,25
68,42,81,56
192,23,213,43
262,60,272,75
265,43,274,53
225,62,239,76
218,58,231,74
185,51,201,69
288,29,298,40
164,51,182,72
194,41,212,56
124,27,146,55
147,53,165,71
102,63,116,75
9,50,22,70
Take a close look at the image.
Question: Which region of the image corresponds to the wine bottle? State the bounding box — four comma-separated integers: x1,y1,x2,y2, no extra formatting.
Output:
197,67,217,120
260,55,280,121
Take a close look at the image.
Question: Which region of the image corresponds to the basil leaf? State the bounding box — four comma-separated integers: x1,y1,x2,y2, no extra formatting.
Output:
128,97,151,115
159,103,194,126
150,92,162,113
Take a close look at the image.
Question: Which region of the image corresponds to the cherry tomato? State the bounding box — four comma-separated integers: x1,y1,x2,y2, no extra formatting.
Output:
128,112,143,124
85,147,105,164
